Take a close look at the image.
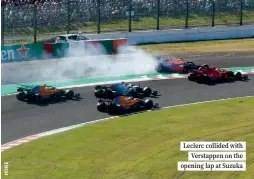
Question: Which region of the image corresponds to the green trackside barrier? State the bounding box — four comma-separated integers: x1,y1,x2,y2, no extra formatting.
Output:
52,42,69,58
100,39,114,54
1,42,44,63
1,38,127,63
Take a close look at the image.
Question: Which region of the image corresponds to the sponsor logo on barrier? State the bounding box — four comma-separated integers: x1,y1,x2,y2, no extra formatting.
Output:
1,44,30,61
1,50,15,61
16,44,30,58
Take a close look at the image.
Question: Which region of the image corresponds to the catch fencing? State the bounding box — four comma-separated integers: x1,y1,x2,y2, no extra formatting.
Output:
2,0,254,45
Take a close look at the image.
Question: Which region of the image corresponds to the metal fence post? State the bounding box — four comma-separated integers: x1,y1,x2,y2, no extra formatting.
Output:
33,4,37,43
97,0,101,34
156,0,160,30
240,0,243,25
67,0,71,34
128,0,132,32
185,0,189,28
212,0,215,27
1,6,4,45
173,0,177,18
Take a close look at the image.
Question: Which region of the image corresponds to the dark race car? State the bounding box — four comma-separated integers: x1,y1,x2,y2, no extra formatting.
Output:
188,66,249,83
155,57,208,73
94,82,158,99
16,85,80,103
97,96,159,114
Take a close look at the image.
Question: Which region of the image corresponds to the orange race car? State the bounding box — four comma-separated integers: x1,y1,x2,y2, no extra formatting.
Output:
16,85,80,103
97,96,159,114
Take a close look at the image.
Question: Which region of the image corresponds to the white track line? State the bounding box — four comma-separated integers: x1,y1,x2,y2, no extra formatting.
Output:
1,95,253,152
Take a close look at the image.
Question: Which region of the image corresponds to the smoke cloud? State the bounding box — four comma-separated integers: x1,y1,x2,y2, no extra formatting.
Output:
2,42,158,85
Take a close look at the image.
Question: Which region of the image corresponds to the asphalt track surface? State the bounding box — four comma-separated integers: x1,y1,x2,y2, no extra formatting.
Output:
2,54,254,144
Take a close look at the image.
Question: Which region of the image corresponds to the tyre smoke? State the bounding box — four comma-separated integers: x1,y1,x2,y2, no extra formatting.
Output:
2,42,158,84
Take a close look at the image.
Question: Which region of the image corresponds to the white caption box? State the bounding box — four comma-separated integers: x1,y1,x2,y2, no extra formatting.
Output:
180,141,246,151
178,162,246,171
188,152,246,161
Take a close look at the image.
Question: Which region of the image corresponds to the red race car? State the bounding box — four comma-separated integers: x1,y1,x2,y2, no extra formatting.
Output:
188,66,248,83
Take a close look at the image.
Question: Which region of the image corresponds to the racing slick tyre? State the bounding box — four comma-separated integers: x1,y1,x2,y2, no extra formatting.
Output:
234,72,243,80
108,103,124,114
94,89,104,98
118,106,125,114
34,95,42,103
97,102,107,112
183,67,189,73
25,94,41,103
221,74,226,81
16,92,26,101
130,90,139,98
105,88,115,99
188,73,196,81
54,92,61,100
65,90,74,99
143,87,152,97
183,63,194,73
131,102,142,111
144,99,153,110
95,85,103,90
155,65,163,72
197,75,210,84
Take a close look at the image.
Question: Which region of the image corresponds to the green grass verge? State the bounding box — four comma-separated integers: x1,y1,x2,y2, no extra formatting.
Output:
138,38,254,54
2,97,254,179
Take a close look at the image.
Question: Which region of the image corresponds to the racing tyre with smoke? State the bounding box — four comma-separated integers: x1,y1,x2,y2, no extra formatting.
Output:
155,65,163,72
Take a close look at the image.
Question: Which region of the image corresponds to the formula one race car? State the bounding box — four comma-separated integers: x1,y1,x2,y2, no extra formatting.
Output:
97,96,159,114
188,66,248,83
94,82,158,99
155,57,209,73
16,85,80,103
